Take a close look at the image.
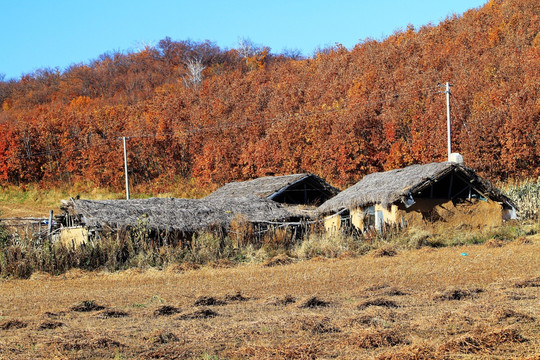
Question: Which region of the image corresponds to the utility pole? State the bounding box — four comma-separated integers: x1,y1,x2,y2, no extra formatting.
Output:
122,136,130,200
439,82,453,161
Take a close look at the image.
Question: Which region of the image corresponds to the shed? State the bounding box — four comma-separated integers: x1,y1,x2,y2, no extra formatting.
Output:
58,196,297,245
205,173,339,206
318,162,516,233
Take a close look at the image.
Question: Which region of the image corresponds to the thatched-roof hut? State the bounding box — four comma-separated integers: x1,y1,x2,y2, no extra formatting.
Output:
319,162,516,233
205,174,339,206
61,196,294,234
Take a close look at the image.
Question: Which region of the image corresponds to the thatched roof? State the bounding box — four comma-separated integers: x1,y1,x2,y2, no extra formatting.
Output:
64,196,294,232
318,162,515,214
205,173,339,205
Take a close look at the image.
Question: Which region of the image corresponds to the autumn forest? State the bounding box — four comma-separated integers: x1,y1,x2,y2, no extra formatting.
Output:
0,0,538,194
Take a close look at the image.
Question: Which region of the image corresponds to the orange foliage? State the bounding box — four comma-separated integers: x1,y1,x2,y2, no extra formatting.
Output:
0,0,538,191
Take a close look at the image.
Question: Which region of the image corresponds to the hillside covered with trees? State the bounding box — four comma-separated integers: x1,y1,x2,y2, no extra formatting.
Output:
0,0,538,193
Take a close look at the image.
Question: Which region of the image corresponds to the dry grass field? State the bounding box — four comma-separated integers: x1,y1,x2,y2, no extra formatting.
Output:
1,235,539,359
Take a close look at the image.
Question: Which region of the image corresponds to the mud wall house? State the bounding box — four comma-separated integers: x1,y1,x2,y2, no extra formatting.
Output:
205,174,340,207
57,196,294,247
318,162,516,233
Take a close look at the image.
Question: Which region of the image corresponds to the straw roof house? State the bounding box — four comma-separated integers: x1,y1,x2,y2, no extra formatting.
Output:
319,162,516,233
205,174,339,206
60,196,294,234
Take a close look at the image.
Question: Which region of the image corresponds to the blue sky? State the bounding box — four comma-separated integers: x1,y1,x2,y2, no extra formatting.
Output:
1,0,487,80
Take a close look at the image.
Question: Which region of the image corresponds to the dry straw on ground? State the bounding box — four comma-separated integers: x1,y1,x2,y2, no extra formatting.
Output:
0,236,538,359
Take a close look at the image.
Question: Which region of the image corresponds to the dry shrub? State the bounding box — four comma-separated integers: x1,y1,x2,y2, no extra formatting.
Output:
294,232,358,259
0,319,27,330
493,308,535,323
357,298,398,310
38,321,64,330
229,214,254,247
298,296,330,308
178,308,219,320
347,329,408,349
95,309,129,319
438,328,527,354
485,238,504,247
194,296,227,306
263,253,294,267
153,305,181,316
434,288,483,301
375,344,438,360
371,246,398,257
71,300,105,312
514,276,540,288
266,294,296,306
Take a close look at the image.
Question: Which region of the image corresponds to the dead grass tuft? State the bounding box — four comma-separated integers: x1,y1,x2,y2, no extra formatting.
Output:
148,331,179,344
371,247,398,257
438,328,527,354
485,238,505,247
234,342,321,359
153,305,181,316
0,319,27,330
71,300,106,312
299,317,341,334
298,296,330,308
357,298,399,309
512,236,533,245
266,294,296,306
95,309,129,319
375,344,438,360
263,253,294,267
93,337,124,348
165,262,201,272
208,259,235,268
194,296,227,306
434,287,483,301
493,308,535,324
178,308,219,320
347,329,408,349
514,276,540,288
38,321,64,330
224,291,249,302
